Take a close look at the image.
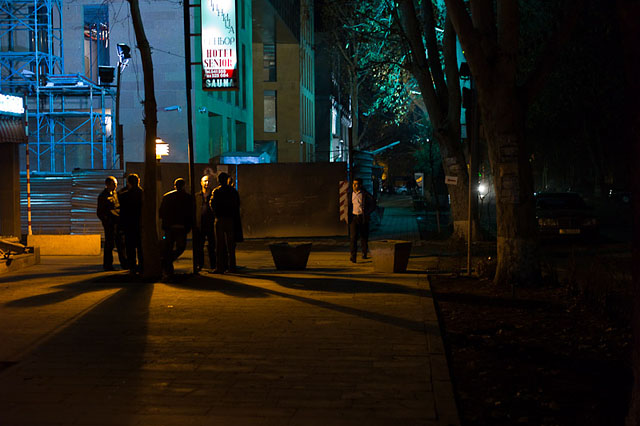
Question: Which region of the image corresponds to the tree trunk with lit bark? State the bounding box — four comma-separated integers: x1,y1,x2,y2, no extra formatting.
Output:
397,0,478,240
127,0,161,279
478,87,538,285
444,0,583,285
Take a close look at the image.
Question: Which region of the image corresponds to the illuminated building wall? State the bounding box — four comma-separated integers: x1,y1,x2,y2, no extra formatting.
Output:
194,0,254,163
252,0,314,163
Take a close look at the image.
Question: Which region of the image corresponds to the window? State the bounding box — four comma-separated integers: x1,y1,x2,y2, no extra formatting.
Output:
241,44,246,108
236,121,246,152
226,117,232,151
264,90,277,133
263,44,276,82
83,5,109,82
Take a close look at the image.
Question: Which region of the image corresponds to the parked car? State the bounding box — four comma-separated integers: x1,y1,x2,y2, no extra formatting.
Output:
535,192,598,238
396,185,409,195
608,189,631,204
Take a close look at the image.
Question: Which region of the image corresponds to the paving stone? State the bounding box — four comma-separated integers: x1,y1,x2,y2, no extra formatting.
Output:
0,210,459,425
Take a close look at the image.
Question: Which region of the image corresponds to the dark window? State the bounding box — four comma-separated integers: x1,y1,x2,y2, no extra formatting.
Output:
241,44,246,108
263,44,276,82
236,121,246,152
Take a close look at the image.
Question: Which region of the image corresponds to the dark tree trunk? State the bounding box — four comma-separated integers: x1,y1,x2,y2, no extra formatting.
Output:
478,87,538,285
437,134,474,239
444,0,553,286
618,1,640,423
127,0,161,279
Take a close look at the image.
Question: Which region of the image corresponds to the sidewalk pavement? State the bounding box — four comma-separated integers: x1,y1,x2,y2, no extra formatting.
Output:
0,195,460,426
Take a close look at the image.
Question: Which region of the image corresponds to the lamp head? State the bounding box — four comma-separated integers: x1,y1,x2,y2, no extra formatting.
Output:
117,43,131,67
478,182,488,199
155,138,169,160
459,62,471,80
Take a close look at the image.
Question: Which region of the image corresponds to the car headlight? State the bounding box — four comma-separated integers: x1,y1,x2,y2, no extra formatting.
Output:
583,218,597,226
538,218,558,227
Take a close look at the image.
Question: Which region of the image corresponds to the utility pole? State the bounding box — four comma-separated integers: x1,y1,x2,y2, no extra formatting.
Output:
115,43,131,170
183,0,197,273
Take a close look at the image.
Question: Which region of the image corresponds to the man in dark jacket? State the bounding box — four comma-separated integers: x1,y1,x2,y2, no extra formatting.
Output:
209,172,240,273
119,173,143,274
194,174,216,272
159,177,194,276
97,176,127,271
348,178,376,263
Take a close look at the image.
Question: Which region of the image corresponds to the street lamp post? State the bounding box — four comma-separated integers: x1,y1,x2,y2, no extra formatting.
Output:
460,62,477,276
115,43,131,170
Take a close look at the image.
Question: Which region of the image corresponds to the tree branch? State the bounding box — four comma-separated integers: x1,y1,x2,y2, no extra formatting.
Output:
471,0,496,48
521,0,586,107
497,0,518,82
443,14,461,142
444,0,490,81
422,0,448,106
396,0,442,124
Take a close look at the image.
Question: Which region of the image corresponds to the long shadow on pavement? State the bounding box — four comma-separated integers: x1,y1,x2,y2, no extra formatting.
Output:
247,272,433,298
0,268,104,284
166,272,438,334
162,272,270,298
0,282,154,425
5,272,147,307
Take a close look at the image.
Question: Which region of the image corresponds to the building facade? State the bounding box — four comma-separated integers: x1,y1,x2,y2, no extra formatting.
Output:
193,0,254,164
3,0,316,171
313,14,350,164
251,0,314,163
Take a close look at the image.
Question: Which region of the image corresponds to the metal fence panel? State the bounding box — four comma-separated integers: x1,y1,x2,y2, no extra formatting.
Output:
20,170,123,235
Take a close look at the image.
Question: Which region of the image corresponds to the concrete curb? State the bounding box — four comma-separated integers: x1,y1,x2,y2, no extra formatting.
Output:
0,248,40,274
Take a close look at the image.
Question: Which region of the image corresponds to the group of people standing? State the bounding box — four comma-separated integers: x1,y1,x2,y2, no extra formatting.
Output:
96,170,241,278
98,173,375,275
189,171,242,275
97,174,143,273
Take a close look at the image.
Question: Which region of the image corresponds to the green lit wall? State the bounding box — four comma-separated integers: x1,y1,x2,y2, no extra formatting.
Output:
194,0,254,164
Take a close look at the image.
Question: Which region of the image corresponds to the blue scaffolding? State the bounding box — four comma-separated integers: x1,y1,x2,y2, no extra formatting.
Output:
0,0,116,173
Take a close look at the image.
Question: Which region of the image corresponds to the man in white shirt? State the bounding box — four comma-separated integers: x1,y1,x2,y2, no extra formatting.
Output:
348,178,376,263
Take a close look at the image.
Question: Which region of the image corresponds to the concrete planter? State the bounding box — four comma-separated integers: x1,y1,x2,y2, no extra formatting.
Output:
370,240,412,273
269,242,312,270
27,234,101,256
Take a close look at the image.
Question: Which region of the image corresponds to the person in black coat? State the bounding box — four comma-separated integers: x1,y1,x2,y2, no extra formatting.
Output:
159,177,194,276
194,174,216,272
348,178,376,263
119,173,143,274
97,176,127,271
209,172,240,273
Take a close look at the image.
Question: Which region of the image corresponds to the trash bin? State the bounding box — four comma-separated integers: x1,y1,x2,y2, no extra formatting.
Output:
370,240,412,273
269,242,312,270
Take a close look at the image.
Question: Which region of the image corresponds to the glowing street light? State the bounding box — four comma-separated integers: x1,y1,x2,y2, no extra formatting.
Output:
155,138,169,160
478,182,488,200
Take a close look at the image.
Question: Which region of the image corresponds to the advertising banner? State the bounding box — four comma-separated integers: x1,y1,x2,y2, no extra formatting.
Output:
201,0,238,91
